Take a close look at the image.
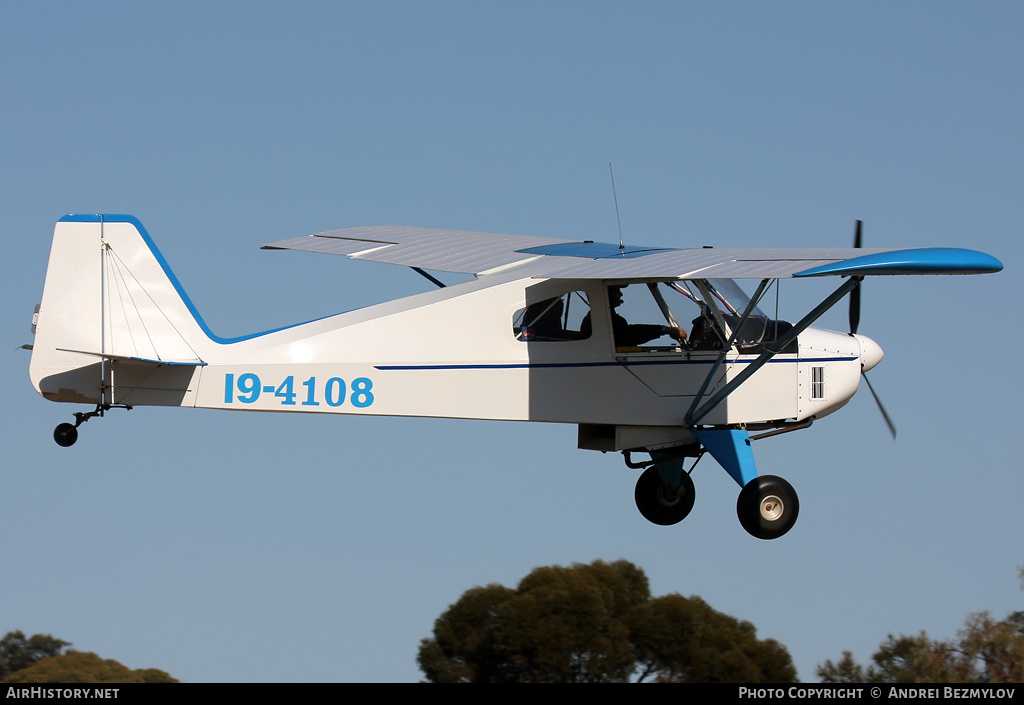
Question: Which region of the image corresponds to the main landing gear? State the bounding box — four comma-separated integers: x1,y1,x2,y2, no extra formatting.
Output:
634,466,695,526
736,475,799,540
52,403,131,447
628,449,699,527
625,433,800,540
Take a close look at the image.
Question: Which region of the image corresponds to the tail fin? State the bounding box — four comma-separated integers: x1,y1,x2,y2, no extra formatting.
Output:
29,214,209,405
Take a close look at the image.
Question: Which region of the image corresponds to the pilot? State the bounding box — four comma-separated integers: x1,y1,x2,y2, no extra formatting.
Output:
581,285,687,347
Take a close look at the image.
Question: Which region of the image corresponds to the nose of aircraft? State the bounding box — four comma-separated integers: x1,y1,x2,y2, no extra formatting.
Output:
853,334,884,372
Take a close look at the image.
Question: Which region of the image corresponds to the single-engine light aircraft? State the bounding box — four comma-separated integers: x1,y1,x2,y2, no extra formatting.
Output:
27,215,1002,538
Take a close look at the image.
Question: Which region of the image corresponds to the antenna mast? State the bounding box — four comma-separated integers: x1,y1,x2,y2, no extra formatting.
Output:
609,163,624,250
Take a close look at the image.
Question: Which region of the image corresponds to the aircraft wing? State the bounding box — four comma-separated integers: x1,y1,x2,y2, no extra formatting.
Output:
263,226,578,275
264,226,1002,279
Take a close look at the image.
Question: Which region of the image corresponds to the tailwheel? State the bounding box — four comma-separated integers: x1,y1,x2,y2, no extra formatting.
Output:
50,403,132,447
634,466,695,526
53,423,78,448
737,475,799,539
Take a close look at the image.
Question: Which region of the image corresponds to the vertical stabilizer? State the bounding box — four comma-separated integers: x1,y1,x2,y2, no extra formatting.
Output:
29,215,209,404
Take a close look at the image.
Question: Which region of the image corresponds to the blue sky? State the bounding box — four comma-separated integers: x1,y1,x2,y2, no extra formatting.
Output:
1,2,1020,682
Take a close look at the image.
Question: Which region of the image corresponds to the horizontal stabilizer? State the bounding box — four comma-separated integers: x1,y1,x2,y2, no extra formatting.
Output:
56,348,207,366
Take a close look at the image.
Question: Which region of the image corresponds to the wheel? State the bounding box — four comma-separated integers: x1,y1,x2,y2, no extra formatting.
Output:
736,475,799,539
53,423,78,447
634,466,696,526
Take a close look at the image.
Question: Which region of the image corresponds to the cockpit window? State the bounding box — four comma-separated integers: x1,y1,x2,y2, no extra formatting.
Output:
667,278,794,351
603,283,696,351
513,291,591,342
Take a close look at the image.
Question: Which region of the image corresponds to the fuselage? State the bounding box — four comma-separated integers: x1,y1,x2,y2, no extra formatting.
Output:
29,217,880,453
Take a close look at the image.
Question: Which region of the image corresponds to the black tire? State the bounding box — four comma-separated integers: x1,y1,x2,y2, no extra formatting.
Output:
736,475,799,539
634,466,696,526
53,423,78,447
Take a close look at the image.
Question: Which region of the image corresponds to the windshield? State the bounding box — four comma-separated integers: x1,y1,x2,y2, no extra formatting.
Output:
705,279,765,318
707,279,770,345
666,279,787,348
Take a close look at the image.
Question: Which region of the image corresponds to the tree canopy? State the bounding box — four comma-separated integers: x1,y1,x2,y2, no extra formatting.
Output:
818,567,1024,683
0,631,177,683
418,559,796,683
0,631,70,680
3,652,178,684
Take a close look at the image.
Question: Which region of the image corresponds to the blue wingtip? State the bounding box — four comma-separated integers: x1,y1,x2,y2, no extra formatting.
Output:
794,248,1004,277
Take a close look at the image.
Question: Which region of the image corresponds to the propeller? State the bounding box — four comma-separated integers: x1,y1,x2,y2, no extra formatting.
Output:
849,220,862,335
862,373,897,439
848,219,896,439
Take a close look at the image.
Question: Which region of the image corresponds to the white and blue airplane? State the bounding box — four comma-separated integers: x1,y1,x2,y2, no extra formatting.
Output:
27,214,1002,539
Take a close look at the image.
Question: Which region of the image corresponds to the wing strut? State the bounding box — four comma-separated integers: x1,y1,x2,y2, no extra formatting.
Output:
412,267,446,288
687,276,862,426
685,278,772,423
691,280,732,347
647,283,680,328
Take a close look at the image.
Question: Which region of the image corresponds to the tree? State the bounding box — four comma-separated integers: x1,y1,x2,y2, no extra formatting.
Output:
418,559,797,683
0,631,178,683
954,610,1024,682
630,594,796,683
818,633,965,683
3,652,177,684
0,631,70,679
818,566,1024,683
417,584,517,683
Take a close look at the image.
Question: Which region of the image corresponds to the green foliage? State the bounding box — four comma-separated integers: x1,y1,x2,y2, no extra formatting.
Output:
417,584,517,683
2,652,178,684
418,559,797,683
631,594,796,683
955,610,1024,682
0,631,178,683
819,631,973,683
0,632,70,679
815,651,866,683
819,566,1024,683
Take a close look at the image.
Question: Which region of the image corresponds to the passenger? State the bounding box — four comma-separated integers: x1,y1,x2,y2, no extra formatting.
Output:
520,297,565,340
